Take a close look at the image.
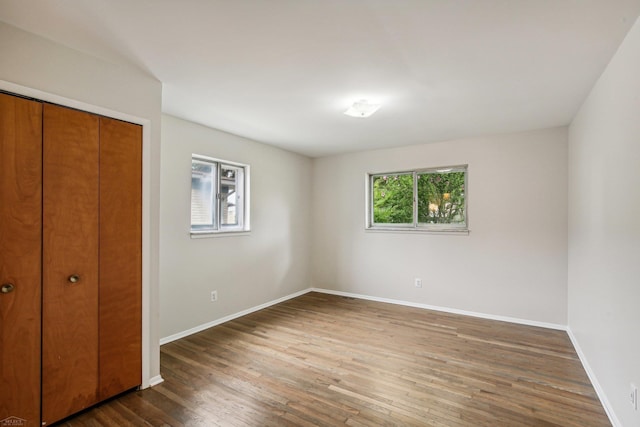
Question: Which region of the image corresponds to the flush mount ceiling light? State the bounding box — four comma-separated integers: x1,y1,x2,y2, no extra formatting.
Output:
343,99,381,118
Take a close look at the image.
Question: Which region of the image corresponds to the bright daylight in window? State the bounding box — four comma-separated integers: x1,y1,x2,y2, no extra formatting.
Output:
367,166,467,232
191,154,249,235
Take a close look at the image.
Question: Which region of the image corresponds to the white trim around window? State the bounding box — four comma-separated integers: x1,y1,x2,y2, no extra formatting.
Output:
190,154,250,237
365,165,469,234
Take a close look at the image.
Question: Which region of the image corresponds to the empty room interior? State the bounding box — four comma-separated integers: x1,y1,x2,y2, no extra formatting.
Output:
1,1,639,426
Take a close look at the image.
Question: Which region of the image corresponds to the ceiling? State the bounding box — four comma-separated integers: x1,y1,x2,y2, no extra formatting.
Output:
1,1,639,157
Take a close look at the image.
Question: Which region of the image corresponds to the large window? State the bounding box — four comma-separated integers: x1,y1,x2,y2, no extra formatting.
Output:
367,165,467,232
191,154,249,235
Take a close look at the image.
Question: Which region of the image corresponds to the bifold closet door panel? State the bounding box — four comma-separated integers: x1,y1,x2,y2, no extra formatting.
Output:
42,104,99,425
0,94,42,425
98,117,142,400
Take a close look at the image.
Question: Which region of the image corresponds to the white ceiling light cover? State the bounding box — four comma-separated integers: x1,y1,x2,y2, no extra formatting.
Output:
344,100,381,118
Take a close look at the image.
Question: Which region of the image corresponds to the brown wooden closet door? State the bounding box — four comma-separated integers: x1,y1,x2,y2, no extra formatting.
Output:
42,104,99,425
98,117,142,400
0,93,42,426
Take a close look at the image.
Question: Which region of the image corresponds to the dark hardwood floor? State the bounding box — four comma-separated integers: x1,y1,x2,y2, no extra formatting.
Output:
60,292,610,426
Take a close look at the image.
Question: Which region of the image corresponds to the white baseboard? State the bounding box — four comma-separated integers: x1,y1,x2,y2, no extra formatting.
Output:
161,286,566,346
159,288,312,345
311,288,567,331
566,327,621,427
148,375,164,388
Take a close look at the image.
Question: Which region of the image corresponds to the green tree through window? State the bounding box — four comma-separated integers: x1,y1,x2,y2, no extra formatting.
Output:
417,171,465,224
369,167,467,230
372,174,413,223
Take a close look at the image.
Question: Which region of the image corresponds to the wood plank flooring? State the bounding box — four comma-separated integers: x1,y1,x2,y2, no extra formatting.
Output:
60,292,610,426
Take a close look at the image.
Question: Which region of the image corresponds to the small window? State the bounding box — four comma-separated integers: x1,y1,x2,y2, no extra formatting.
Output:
367,166,467,232
191,155,249,235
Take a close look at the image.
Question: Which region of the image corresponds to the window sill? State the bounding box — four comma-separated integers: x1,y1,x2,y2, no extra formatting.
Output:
190,230,251,239
365,227,469,236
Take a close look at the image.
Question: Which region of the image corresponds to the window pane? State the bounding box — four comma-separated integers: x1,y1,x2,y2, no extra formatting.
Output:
417,170,465,224
191,160,216,230
220,165,243,227
372,173,414,224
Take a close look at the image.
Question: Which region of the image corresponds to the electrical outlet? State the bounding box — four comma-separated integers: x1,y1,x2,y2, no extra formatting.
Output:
414,278,422,288
631,383,638,410
211,290,218,302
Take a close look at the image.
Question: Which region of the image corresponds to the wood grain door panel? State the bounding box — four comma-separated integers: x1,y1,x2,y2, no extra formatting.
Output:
42,104,99,425
98,117,142,400
0,93,42,426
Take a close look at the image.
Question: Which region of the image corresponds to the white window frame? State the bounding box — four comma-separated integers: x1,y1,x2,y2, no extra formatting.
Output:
365,165,468,233
190,154,250,237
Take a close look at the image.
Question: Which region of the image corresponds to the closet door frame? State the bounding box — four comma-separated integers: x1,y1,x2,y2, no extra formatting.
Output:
0,81,156,390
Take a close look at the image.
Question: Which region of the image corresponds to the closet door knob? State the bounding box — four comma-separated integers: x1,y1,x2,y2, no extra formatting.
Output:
68,274,80,284
1,283,15,293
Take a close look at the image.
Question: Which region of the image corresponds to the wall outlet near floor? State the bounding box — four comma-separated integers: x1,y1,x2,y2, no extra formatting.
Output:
414,278,422,288
631,383,638,410
211,290,218,302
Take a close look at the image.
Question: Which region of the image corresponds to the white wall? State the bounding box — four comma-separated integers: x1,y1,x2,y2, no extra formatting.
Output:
0,22,163,385
159,114,312,338
568,16,640,427
312,127,568,325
